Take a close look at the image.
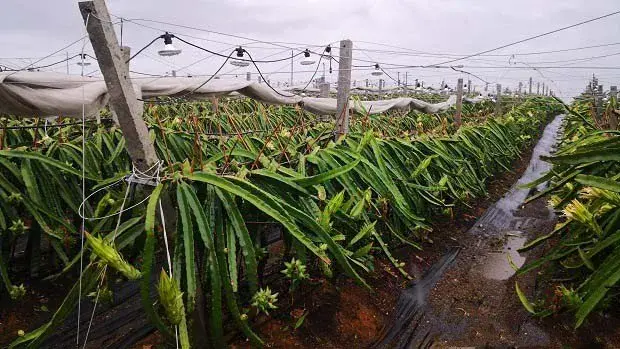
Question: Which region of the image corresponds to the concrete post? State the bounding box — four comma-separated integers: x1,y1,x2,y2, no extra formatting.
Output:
79,0,158,170
467,79,471,94
455,78,463,128
495,84,502,117
319,82,331,122
246,72,251,81
109,46,132,125
209,96,219,114
518,81,522,95
537,82,540,95
596,84,604,120
610,86,618,129
290,50,294,86
319,83,330,98
335,39,352,137
528,77,532,95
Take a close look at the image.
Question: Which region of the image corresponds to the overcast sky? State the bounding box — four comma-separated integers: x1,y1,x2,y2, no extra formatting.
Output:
2,0,620,99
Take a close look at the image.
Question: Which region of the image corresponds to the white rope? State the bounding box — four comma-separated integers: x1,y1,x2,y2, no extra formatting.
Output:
159,201,173,277
81,160,164,347
158,200,179,349
77,12,90,348
77,161,163,221
80,266,107,349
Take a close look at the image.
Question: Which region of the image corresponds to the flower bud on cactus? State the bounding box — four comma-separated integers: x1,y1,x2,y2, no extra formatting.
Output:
86,233,141,280
157,270,185,325
563,199,602,235
9,284,26,300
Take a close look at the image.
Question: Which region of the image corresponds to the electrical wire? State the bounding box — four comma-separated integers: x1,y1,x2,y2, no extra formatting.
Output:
300,50,326,92
5,35,90,78
127,36,161,62
450,66,490,84
354,40,620,58
2,54,79,71
138,49,237,103
379,66,398,85
118,17,329,51
244,50,296,98
174,35,304,63
428,9,620,66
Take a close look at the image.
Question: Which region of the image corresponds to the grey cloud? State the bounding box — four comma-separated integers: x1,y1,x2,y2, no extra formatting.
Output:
2,0,620,99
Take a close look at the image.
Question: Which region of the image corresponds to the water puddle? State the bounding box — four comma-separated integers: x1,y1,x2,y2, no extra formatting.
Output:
375,115,566,348
481,231,527,280
469,114,564,234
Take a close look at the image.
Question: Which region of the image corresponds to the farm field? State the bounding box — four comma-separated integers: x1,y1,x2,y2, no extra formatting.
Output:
2,1,620,348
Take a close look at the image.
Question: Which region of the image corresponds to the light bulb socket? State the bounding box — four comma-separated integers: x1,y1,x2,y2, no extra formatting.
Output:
235,46,245,58
303,49,311,58
325,45,331,53
161,32,174,45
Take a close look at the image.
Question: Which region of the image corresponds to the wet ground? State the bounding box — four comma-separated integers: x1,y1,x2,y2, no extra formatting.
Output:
376,114,620,348
7,115,619,348
374,115,566,348
225,115,576,349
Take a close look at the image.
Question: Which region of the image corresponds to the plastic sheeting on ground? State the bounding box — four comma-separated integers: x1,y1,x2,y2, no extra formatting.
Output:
0,72,480,118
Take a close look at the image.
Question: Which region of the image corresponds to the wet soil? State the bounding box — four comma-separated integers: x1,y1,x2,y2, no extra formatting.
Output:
224,118,560,348
6,116,619,348
377,115,620,348
0,118,558,349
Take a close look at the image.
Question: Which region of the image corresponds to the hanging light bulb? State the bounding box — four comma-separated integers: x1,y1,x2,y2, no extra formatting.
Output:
320,45,332,59
230,60,249,67
158,32,182,57
371,63,383,76
300,49,316,66
76,53,91,67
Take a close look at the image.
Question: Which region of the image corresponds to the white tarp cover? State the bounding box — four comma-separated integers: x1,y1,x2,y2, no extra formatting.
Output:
0,72,466,118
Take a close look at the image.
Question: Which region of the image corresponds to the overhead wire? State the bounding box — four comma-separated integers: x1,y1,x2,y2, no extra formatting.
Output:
138,49,237,103
428,9,620,66
244,49,296,98
299,48,328,91
118,17,330,51
354,40,620,58
4,35,91,78
174,35,304,63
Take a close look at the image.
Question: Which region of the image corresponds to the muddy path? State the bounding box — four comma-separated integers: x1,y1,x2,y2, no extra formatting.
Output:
223,116,568,349
375,115,568,348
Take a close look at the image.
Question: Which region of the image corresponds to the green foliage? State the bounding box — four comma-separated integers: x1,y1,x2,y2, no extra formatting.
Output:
0,96,560,347
85,233,141,280
251,287,279,315
282,258,309,291
518,94,620,328
157,270,185,325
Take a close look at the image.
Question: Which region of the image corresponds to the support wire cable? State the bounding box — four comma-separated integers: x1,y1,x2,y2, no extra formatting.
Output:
428,9,620,66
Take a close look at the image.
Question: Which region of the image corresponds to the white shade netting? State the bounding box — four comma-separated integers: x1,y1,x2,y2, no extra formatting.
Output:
0,72,484,119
